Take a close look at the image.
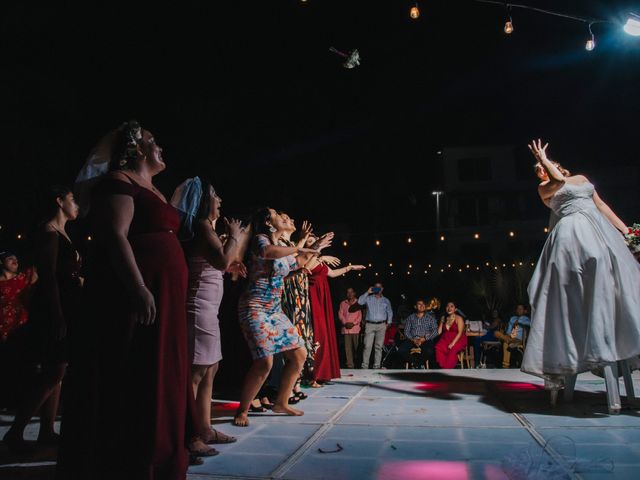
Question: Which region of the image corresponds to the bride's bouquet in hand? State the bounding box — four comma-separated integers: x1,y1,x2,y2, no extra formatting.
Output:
625,223,640,257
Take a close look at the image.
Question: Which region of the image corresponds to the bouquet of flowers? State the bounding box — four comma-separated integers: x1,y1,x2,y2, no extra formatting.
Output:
625,224,640,254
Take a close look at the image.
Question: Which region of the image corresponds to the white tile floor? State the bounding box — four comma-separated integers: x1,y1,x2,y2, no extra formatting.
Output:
2,369,640,479
187,369,640,480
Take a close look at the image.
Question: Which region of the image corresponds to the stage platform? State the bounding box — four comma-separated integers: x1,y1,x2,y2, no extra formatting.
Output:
2,368,640,479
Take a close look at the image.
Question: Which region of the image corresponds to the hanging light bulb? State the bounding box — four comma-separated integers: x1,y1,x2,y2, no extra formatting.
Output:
585,23,596,51
375,239,381,246
504,19,514,34
342,240,348,247
623,14,640,36
503,4,514,34
407,237,413,244
410,3,420,20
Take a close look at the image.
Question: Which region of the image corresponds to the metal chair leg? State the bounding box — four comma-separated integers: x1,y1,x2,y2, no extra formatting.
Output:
603,362,621,415
620,359,636,406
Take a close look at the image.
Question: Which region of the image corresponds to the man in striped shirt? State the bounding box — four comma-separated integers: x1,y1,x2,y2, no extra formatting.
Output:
398,299,439,368
358,283,393,369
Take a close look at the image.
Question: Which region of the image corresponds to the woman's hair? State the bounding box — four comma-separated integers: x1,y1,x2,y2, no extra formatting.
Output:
534,161,571,177
252,207,274,237
195,178,214,222
110,120,143,171
40,185,73,222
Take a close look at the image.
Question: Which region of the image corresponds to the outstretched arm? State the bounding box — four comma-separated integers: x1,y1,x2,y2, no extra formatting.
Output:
593,190,627,235
327,264,366,278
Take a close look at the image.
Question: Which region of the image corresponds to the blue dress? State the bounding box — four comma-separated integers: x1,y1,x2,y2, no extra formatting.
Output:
238,234,304,359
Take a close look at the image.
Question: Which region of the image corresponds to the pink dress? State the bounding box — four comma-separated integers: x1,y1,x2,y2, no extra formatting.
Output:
435,319,467,369
186,257,224,366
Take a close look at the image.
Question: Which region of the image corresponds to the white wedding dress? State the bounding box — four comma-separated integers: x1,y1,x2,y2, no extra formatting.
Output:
522,181,640,385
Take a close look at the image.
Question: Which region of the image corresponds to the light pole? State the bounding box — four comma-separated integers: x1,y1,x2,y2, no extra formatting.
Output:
432,190,443,233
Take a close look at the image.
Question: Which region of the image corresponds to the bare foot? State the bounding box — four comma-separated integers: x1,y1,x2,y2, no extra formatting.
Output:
233,411,250,427
272,404,304,416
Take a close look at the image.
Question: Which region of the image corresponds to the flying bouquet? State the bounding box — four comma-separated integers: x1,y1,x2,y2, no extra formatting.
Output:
624,224,640,255
329,47,361,69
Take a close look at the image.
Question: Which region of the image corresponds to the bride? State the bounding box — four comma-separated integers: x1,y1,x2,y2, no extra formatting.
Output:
522,139,640,399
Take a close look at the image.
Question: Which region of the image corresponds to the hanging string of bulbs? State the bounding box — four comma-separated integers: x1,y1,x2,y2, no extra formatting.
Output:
404,0,640,51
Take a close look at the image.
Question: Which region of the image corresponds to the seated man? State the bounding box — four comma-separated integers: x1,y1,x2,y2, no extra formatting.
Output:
494,304,530,368
473,309,502,367
398,299,439,368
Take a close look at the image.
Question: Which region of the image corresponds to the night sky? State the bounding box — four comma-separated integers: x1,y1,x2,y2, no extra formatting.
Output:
1,0,639,253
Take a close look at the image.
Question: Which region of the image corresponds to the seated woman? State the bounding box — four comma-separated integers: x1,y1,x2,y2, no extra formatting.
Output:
435,301,467,369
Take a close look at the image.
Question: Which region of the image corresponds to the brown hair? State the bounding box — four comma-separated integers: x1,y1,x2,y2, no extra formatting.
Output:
534,161,571,177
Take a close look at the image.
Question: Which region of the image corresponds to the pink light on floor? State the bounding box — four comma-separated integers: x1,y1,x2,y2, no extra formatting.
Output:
496,382,544,391
212,401,241,411
377,461,470,480
414,382,447,392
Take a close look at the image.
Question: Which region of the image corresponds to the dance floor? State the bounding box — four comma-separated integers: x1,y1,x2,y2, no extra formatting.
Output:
2,369,640,479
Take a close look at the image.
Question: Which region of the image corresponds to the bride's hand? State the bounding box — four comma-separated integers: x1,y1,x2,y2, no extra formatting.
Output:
528,138,549,162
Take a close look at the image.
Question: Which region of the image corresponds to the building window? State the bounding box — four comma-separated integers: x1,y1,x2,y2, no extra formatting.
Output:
457,196,489,226
458,157,492,182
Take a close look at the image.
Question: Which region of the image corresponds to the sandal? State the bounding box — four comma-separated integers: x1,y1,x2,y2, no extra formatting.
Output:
249,404,267,413
207,428,237,444
293,390,308,400
288,396,300,405
189,454,204,465
190,446,219,457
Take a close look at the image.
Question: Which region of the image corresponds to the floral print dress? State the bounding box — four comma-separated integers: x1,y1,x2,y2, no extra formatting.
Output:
280,239,316,366
238,234,305,359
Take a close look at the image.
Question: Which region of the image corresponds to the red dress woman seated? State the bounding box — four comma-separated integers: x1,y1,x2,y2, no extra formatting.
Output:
435,302,467,369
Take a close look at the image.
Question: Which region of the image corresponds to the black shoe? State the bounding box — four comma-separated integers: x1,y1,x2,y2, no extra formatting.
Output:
288,396,300,405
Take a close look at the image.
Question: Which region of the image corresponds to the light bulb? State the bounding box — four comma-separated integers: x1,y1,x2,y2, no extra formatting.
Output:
509,231,515,237
342,241,348,247
410,5,420,20
407,237,413,244
504,20,514,34
474,233,480,239
440,235,445,241
623,16,640,36
375,239,381,246
585,38,595,51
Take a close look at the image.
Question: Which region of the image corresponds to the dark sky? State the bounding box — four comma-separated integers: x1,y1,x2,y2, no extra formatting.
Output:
1,0,639,234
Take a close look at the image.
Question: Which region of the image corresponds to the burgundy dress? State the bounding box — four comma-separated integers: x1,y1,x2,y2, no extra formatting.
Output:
435,319,467,369
56,177,191,480
308,264,341,381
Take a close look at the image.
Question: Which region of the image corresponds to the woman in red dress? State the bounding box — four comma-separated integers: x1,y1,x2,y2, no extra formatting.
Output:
435,301,467,369
57,121,211,480
304,236,365,382
0,252,37,342
0,252,37,410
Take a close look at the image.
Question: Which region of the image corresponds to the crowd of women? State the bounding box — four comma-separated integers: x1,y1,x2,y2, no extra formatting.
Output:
0,120,365,479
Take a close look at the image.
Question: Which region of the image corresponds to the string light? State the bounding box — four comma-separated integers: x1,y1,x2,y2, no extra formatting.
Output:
485,262,490,266
409,264,413,268
368,263,372,267
389,262,393,267
440,235,445,241
474,233,480,239
585,23,596,51
544,227,549,233
343,240,348,247
87,236,92,241
509,231,515,237
17,234,22,240
410,2,420,20
407,237,413,244
375,239,381,246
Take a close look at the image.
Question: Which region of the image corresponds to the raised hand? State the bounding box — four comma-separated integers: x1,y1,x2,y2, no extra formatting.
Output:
300,220,313,238
224,217,243,238
348,265,366,271
298,247,321,255
313,232,334,251
227,261,248,278
320,255,341,267
528,138,549,163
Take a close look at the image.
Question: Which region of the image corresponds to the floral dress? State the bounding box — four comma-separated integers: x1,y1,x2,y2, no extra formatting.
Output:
238,234,304,359
280,239,316,367
0,269,35,342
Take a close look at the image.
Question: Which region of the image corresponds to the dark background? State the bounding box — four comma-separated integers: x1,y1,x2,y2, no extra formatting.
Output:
1,0,639,315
